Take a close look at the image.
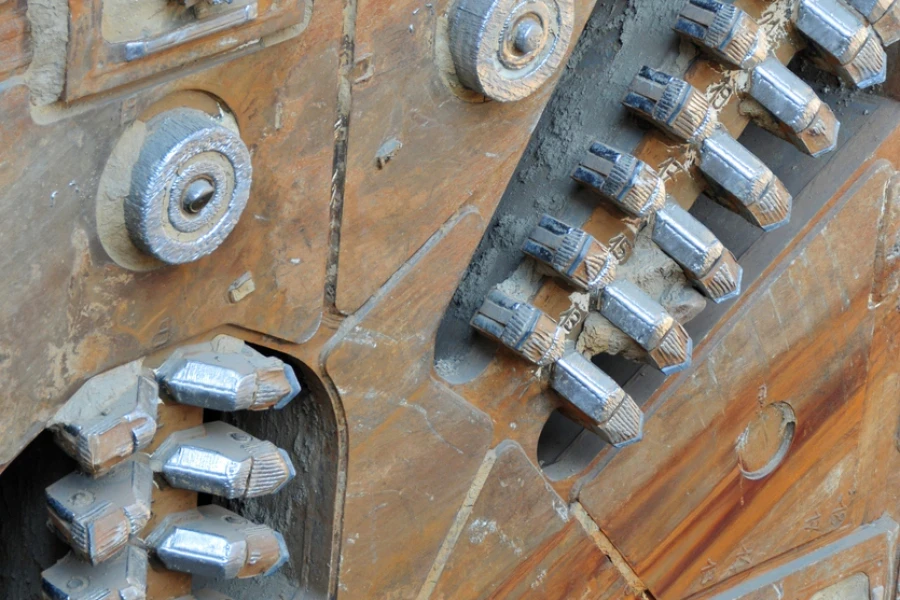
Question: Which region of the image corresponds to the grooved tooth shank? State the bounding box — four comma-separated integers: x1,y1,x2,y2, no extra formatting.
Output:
699,128,792,230
624,67,716,143
572,142,666,218
676,0,768,69
598,280,692,374
41,546,148,600
838,30,888,86
145,505,289,579
749,57,840,157
46,458,153,564
523,215,618,293
795,0,887,87
651,202,743,302
470,290,567,366
51,374,159,476
550,349,643,447
151,421,295,499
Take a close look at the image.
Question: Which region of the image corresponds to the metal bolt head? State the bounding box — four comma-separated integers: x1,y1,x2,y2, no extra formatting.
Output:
182,178,216,214
151,421,296,499
449,0,575,101
512,16,545,55
46,457,153,564
145,505,289,579
51,373,159,476
795,0,887,88
157,335,301,412
41,546,148,600
125,108,252,265
698,128,792,231
551,348,643,447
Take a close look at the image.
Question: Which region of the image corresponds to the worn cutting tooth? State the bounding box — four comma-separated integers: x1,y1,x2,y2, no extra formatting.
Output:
598,280,692,374
41,546,148,600
748,57,840,157
699,128,792,231
651,201,743,302
151,421,295,499
145,505,289,579
522,215,619,293
551,347,644,447
51,373,159,477
675,0,769,69
46,457,152,565
470,290,568,366
571,142,667,218
846,0,900,45
470,294,644,444
157,335,301,412
795,0,887,88
623,66,717,144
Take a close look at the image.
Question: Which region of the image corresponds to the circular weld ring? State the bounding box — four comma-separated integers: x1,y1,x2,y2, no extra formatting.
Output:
449,0,575,102
125,108,252,265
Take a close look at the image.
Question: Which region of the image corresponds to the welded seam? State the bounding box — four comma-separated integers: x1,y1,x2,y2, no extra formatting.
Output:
415,448,499,600
324,0,358,312
570,501,654,599
321,0,358,594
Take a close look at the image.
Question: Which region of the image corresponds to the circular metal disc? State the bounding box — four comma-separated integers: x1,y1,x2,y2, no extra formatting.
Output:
449,0,575,101
124,108,252,265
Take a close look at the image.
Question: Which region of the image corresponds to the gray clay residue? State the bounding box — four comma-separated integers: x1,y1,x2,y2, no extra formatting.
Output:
434,0,694,381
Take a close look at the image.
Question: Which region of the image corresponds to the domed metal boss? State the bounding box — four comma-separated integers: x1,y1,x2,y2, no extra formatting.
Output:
449,0,575,101
125,108,252,265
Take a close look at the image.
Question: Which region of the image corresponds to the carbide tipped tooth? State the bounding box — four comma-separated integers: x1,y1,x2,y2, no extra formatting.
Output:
698,128,792,231
523,215,618,293
675,0,769,69
46,457,152,565
470,290,567,366
623,67,717,144
151,421,296,499
572,142,667,218
652,202,743,302
551,347,644,447
157,334,301,412
145,505,289,579
41,546,148,600
847,0,900,45
748,57,840,157
795,0,887,88
598,280,692,374
51,373,159,476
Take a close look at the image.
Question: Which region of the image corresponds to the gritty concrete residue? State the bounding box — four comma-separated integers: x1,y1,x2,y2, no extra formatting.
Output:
435,0,697,379
25,0,68,106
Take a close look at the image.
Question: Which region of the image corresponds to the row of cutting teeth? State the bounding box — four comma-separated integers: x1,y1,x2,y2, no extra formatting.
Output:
470,0,897,448
40,335,301,599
